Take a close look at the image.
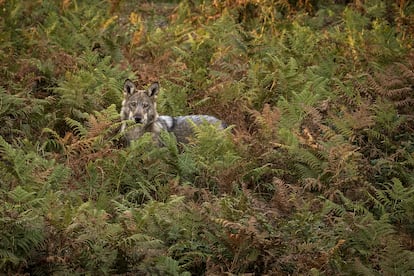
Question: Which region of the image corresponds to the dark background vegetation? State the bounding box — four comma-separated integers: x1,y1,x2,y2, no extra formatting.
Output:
1,0,414,274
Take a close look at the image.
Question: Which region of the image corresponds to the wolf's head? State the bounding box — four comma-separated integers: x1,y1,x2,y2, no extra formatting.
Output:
121,79,159,127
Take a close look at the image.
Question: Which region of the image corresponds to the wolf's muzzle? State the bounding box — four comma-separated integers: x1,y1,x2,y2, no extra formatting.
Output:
134,116,142,124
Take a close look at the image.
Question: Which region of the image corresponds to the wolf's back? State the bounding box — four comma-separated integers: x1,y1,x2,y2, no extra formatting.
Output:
157,115,226,143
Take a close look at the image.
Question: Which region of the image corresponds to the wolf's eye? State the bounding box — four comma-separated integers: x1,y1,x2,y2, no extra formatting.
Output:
130,102,137,107
143,103,149,109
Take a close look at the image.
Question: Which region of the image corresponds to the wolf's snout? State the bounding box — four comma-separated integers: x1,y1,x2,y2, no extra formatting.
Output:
134,116,142,124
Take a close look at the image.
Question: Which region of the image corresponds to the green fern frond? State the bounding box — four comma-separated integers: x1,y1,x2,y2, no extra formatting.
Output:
322,200,346,217
0,249,20,267
351,258,377,276
0,186,45,271
155,256,190,276
65,117,88,138
299,149,323,173
119,233,163,249
378,240,414,275
337,192,369,216
7,186,37,203
0,87,49,140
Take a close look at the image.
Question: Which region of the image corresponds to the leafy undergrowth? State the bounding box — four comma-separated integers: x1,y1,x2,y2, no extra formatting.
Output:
1,0,414,274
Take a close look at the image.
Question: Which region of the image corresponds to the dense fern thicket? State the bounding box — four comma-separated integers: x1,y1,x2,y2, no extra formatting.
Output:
1,0,414,274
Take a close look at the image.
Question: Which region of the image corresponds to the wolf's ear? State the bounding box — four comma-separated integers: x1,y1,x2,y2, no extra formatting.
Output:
124,79,136,96
147,82,159,98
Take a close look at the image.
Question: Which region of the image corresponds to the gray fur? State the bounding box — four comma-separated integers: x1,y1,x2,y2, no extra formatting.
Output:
120,80,226,144
120,80,161,142
158,115,226,143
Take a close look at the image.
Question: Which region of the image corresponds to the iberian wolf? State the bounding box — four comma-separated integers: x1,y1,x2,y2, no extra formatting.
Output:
120,79,226,144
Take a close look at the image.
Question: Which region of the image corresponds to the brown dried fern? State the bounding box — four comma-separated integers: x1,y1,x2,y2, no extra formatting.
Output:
367,62,414,115
271,177,297,214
